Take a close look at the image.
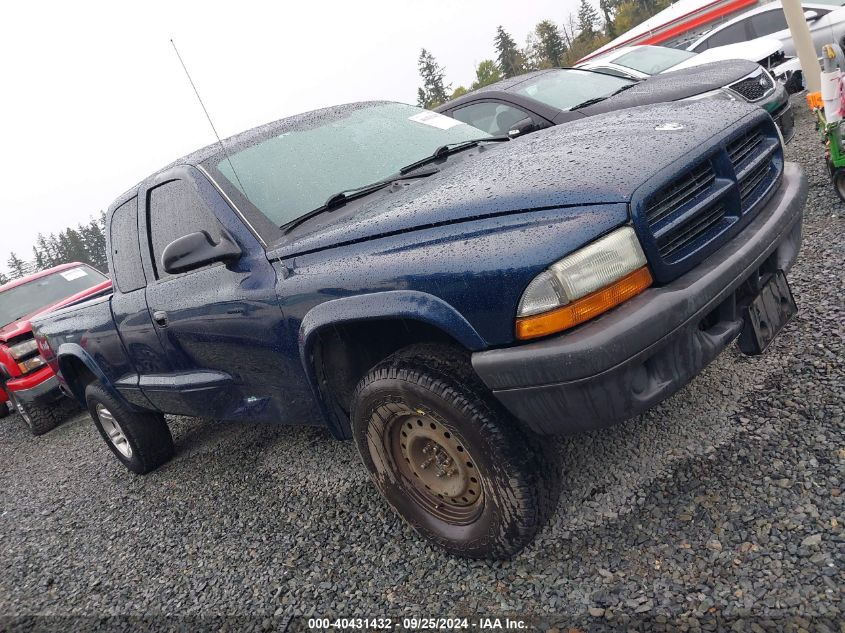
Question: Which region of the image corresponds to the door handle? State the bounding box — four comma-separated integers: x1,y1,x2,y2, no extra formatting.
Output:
153,310,168,327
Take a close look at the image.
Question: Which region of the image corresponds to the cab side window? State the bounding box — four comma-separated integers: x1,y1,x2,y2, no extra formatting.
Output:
748,10,788,37
109,197,146,293
694,21,749,51
146,179,221,280
451,102,531,136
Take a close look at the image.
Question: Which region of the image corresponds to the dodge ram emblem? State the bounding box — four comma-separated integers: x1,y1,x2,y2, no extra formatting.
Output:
655,122,685,131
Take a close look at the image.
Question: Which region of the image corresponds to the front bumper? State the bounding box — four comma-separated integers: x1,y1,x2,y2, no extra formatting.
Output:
6,373,64,407
472,162,806,435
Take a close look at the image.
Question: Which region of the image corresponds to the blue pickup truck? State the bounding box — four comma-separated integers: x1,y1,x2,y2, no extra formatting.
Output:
33,100,805,558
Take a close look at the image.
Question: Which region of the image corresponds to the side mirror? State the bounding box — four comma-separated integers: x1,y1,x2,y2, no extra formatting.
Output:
508,117,537,137
804,9,820,21
161,228,242,275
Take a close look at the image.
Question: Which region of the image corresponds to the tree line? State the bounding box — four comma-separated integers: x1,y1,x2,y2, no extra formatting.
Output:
416,0,671,109
1,214,109,285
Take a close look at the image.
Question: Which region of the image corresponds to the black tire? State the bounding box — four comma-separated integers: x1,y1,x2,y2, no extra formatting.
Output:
9,393,69,436
85,382,174,474
833,167,845,202
0,399,9,419
350,344,561,559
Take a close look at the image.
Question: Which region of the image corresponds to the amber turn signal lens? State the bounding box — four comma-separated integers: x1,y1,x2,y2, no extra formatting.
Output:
515,266,653,340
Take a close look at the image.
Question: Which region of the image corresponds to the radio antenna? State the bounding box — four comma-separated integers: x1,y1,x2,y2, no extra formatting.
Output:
170,39,247,195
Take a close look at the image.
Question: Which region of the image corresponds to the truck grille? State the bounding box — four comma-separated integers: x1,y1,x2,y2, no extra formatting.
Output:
729,70,774,101
645,161,715,226
636,118,783,281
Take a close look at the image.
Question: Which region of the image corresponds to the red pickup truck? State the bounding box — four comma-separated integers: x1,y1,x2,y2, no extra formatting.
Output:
0,263,111,434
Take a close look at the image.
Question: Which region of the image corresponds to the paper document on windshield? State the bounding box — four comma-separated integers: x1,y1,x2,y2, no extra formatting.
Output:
409,111,464,130
59,268,88,281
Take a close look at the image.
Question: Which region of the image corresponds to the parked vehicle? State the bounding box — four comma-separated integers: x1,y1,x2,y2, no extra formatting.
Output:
0,263,111,434
577,40,804,92
577,40,785,78
33,100,806,558
435,62,794,143
688,0,845,57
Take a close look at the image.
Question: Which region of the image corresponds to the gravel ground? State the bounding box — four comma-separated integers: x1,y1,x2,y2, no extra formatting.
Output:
0,97,842,632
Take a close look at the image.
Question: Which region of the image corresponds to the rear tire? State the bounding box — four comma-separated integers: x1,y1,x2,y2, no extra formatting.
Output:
85,383,174,474
0,399,10,419
350,344,560,559
9,393,68,436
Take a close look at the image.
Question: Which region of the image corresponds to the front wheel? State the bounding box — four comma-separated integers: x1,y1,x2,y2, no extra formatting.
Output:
9,393,66,436
85,383,174,474
351,344,560,559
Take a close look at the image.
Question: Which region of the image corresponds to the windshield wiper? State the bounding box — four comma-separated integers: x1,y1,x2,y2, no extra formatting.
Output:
570,83,639,110
281,167,440,235
398,136,510,175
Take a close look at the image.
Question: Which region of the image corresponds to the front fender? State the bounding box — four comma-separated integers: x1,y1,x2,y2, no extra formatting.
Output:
297,290,486,437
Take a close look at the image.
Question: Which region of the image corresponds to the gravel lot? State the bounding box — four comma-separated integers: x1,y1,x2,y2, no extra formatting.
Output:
1,97,842,631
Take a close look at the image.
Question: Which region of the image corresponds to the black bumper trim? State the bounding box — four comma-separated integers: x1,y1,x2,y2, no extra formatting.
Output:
8,375,64,407
472,162,806,434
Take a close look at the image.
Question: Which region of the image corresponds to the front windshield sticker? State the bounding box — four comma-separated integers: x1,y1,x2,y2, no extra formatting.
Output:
59,268,88,281
408,110,464,130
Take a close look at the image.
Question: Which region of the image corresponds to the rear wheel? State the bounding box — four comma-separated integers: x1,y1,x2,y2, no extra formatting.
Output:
0,399,10,419
85,383,174,474
350,344,560,559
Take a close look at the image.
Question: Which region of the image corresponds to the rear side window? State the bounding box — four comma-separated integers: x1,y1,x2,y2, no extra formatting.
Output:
748,10,788,37
451,102,530,136
694,21,749,50
146,179,221,280
109,198,146,293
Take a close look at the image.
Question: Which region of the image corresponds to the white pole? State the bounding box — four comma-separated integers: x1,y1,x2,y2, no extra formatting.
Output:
782,0,821,92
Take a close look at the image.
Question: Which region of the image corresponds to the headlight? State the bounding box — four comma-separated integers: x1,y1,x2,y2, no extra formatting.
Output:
8,339,38,359
516,227,652,340
681,88,737,102
18,356,45,373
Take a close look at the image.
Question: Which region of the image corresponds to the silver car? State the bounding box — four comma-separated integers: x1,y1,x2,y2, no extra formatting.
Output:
688,0,845,57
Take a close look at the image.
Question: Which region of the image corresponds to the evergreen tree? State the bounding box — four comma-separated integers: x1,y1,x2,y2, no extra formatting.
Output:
7,253,26,279
494,26,524,78
471,59,502,90
0,271,8,285
577,0,602,39
534,20,568,68
600,0,618,36
416,49,450,109
32,245,46,271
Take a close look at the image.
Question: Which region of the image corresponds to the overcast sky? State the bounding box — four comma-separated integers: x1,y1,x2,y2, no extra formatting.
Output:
0,0,581,274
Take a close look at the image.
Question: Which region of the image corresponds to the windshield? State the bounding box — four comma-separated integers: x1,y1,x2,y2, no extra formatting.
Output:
511,69,633,111
212,103,490,227
612,46,698,74
0,266,107,328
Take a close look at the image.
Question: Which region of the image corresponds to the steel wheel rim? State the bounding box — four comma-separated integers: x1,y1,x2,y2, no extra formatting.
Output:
96,404,132,459
384,409,484,525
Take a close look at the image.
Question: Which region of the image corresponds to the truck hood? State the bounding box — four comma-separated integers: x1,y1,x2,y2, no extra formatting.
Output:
0,280,112,343
581,60,761,115
275,100,762,258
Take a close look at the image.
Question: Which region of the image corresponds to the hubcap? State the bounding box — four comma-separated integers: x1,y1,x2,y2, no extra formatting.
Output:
96,404,132,459
386,411,484,524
